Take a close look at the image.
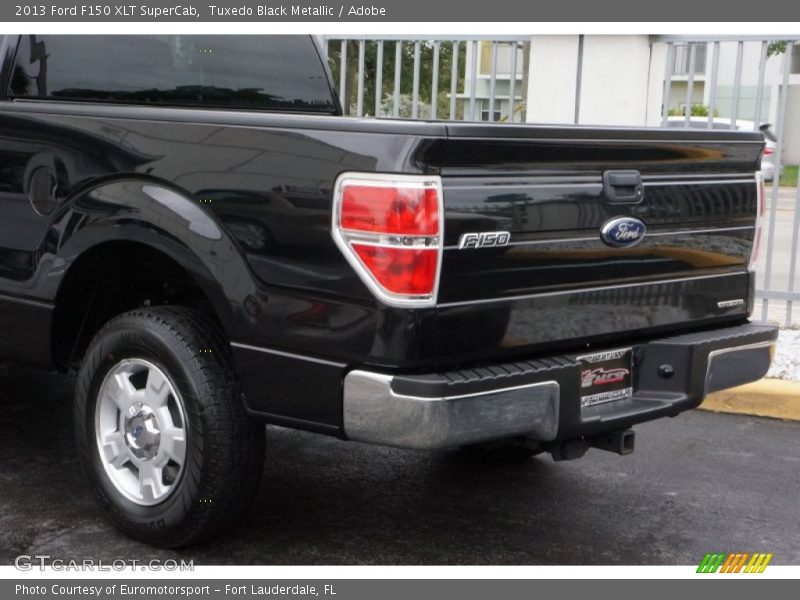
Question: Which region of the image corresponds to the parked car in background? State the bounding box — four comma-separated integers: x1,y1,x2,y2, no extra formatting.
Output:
665,116,779,181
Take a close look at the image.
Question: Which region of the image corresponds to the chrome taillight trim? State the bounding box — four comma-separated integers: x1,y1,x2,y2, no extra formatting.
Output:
331,172,444,308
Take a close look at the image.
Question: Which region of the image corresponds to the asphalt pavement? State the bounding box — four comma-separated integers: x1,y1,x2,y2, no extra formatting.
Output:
1,367,799,566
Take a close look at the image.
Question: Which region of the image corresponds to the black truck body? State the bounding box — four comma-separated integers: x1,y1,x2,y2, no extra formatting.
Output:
0,34,778,545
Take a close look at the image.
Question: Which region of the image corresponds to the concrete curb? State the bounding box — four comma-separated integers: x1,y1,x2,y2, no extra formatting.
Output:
701,378,800,421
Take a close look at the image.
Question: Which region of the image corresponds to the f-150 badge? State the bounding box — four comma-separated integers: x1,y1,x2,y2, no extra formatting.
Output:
458,231,511,249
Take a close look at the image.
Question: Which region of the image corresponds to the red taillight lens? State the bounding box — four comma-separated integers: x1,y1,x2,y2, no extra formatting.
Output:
332,174,443,306
763,147,775,156
341,186,439,235
352,245,438,295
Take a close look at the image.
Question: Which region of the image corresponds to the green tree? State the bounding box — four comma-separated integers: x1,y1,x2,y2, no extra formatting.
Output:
767,41,789,58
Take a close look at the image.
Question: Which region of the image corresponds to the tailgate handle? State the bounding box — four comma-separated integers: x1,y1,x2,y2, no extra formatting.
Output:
603,170,643,204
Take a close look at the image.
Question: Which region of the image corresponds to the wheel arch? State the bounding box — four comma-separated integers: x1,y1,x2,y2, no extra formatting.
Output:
45,178,257,370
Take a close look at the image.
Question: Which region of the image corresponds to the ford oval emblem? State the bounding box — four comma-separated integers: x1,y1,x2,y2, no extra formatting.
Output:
600,217,646,248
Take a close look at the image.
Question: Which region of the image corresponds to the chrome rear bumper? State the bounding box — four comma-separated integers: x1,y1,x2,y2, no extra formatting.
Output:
343,371,560,449
342,322,778,450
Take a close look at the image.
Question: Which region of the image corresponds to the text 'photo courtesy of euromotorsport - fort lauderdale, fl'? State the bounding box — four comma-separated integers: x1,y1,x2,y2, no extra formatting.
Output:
16,584,333,597
1,0,800,598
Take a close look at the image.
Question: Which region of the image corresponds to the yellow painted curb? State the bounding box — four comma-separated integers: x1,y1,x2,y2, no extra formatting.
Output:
701,378,800,421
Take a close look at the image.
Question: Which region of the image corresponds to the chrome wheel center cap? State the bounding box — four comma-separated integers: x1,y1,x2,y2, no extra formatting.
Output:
124,403,161,460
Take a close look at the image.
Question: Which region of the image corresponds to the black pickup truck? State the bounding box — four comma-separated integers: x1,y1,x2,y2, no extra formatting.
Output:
0,34,778,547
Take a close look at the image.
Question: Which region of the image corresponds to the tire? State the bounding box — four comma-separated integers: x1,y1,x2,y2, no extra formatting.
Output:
74,306,265,548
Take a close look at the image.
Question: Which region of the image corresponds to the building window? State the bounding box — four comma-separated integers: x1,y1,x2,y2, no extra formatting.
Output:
672,43,707,76
480,101,501,122
478,41,524,76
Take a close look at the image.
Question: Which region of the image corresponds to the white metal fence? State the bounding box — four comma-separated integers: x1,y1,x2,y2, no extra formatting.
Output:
658,36,800,327
324,36,529,122
325,35,800,327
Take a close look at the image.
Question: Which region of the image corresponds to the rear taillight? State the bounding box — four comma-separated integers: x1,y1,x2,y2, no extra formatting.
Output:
332,173,444,306
763,147,775,156
749,172,765,270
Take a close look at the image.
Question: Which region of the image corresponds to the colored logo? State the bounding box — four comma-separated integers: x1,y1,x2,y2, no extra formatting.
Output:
581,367,630,388
600,217,646,248
697,552,773,573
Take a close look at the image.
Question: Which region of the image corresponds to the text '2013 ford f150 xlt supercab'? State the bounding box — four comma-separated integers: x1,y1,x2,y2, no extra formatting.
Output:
0,34,778,547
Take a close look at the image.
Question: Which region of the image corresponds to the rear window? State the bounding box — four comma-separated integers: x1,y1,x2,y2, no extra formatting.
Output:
8,35,337,114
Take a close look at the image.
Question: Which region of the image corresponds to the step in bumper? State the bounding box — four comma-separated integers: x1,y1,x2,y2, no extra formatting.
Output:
342,322,778,449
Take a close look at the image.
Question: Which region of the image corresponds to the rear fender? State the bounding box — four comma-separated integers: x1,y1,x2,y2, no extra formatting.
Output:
41,178,257,336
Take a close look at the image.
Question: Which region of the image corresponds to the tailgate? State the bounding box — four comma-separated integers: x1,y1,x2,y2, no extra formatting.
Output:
435,124,764,361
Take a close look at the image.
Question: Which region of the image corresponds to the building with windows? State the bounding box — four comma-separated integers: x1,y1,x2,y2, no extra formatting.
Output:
326,35,800,163
458,41,526,122
663,41,800,162
518,36,800,163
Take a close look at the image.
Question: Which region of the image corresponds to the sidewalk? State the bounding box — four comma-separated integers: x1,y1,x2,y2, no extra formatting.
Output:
703,328,800,421
702,378,800,421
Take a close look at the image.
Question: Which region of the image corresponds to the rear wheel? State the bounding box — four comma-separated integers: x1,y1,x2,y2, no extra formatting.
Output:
74,307,264,547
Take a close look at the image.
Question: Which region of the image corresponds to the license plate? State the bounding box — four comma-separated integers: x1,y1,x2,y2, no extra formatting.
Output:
577,348,633,408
